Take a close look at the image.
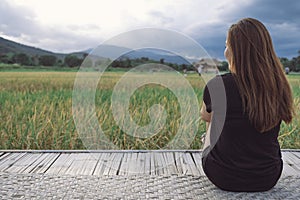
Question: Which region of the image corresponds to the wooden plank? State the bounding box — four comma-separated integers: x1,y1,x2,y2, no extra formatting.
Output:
292,151,300,160
184,153,201,176
156,152,170,175
101,152,121,175
175,152,190,174
0,152,12,162
282,152,300,175
160,152,171,174
64,153,81,175
108,153,123,175
92,153,107,176
144,152,151,175
180,153,194,175
285,152,300,164
150,152,156,175
191,152,205,176
45,153,74,175
1,149,297,153
154,153,165,175
127,153,138,175
162,152,178,175
283,151,296,164
30,153,60,173
102,152,123,176
174,152,183,174
1,150,298,177
80,153,99,175
21,153,59,173
103,153,119,176
0,149,204,153
64,153,98,175
5,153,43,173
282,163,299,176
136,152,146,174
0,153,27,171
119,153,130,175
152,153,159,175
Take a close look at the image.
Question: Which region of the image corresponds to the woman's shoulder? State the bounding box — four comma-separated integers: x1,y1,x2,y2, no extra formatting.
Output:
205,72,234,87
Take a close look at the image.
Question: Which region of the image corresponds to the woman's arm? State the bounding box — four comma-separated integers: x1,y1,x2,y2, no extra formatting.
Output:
201,102,212,123
201,102,212,149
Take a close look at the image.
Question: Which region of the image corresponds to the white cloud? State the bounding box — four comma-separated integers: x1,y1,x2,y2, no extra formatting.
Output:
3,0,237,54
0,0,299,58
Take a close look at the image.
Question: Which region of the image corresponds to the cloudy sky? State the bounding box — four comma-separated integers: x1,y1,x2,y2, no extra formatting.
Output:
0,0,299,59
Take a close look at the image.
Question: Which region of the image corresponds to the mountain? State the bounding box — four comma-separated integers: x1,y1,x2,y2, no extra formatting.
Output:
90,45,196,65
124,48,194,65
0,37,89,60
0,37,66,60
0,37,204,65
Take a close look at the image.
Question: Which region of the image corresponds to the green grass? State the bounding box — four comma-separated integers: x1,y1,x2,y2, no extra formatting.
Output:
0,63,79,72
0,71,299,150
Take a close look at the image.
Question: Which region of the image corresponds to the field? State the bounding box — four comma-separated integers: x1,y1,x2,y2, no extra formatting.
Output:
0,71,299,150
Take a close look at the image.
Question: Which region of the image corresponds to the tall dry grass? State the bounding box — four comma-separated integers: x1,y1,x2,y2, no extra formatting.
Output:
0,72,299,149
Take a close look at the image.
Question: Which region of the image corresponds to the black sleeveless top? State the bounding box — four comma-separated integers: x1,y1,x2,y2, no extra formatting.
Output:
202,73,283,192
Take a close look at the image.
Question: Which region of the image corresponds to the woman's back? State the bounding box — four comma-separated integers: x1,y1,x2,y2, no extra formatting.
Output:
202,73,283,192
201,17,293,192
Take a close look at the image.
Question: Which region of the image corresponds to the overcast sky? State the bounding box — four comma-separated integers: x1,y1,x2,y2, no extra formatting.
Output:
0,0,299,59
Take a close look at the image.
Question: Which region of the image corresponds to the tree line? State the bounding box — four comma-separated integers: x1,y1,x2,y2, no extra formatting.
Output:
109,56,196,71
279,50,300,72
1,50,300,72
0,53,87,68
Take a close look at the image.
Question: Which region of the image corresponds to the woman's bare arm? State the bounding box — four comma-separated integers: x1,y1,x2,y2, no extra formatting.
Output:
201,102,212,149
200,102,212,123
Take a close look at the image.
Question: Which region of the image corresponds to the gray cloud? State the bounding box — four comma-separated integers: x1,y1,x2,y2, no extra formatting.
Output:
0,0,299,59
246,0,300,24
215,0,300,58
0,1,40,37
0,0,102,53
184,21,229,59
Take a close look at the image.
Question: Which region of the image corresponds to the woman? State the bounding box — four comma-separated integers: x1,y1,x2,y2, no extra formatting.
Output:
201,18,294,192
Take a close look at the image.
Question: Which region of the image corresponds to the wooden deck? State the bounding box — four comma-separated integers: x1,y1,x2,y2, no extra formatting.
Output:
0,150,299,177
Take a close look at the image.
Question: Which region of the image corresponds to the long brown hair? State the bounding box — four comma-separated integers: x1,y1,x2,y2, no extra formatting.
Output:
227,18,293,132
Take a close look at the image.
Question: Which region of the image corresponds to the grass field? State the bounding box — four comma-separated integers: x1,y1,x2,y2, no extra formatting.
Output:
0,71,299,150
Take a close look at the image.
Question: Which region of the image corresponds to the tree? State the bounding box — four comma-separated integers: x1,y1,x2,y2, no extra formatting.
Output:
83,53,88,60
12,53,31,65
0,54,10,64
290,57,298,72
297,50,300,71
160,58,165,64
181,64,187,72
64,54,82,67
111,60,120,68
141,57,149,61
279,57,292,70
39,55,57,66
31,55,39,66
124,58,132,68
57,59,63,66
219,61,229,71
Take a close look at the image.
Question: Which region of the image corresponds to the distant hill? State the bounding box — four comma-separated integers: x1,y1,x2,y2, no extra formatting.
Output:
125,48,197,65
0,37,87,60
0,37,62,59
89,45,196,65
0,36,219,66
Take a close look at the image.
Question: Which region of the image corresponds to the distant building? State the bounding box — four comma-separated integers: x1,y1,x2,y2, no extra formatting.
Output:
193,58,222,74
285,67,290,75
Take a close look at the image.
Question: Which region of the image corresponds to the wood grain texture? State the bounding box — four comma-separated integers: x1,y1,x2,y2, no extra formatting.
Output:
0,150,299,176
